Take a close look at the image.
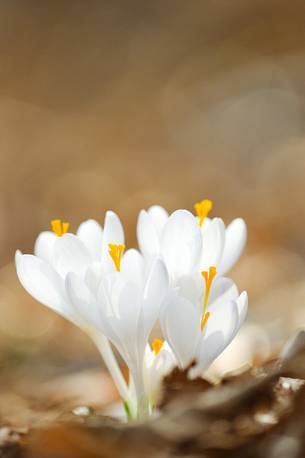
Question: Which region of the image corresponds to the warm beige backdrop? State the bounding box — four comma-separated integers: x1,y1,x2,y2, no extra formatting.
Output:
0,0,304,380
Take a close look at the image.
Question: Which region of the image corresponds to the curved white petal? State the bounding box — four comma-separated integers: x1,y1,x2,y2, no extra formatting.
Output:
121,248,145,288
100,315,129,362
94,281,116,331
96,277,128,353
102,210,124,247
97,272,120,315
137,210,160,258
201,216,212,229
53,234,92,278
77,219,103,261
65,272,102,330
101,211,125,272
15,250,73,321
117,282,142,339
236,291,248,327
141,259,169,343
84,262,103,297
207,276,239,310
147,205,169,237
34,231,57,264
161,210,202,278
160,294,201,369
97,277,144,367
176,273,203,305
144,342,176,404
191,332,226,378
192,300,239,375
200,218,225,271
205,300,239,341
98,278,142,344
152,342,176,379
218,218,247,275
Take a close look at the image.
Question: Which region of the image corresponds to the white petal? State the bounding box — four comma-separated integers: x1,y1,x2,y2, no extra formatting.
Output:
175,273,203,305
15,251,72,320
97,272,120,315
161,210,202,278
141,259,169,343
207,276,239,310
77,219,103,261
53,234,92,278
218,218,247,275
121,249,145,288
200,218,225,271
94,277,130,358
160,294,201,368
193,300,239,375
98,278,143,365
191,332,226,378
101,211,125,272
146,343,176,404
98,278,142,343
137,210,160,258
97,304,128,362
205,300,239,341
153,343,176,376
236,291,248,327
34,231,57,264
147,205,169,237
117,282,142,341
201,217,212,229
94,283,117,334
84,262,103,296
65,272,102,330
144,344,154,369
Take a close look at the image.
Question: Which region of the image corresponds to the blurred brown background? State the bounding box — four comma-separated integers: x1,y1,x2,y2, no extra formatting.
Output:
0,0,305,407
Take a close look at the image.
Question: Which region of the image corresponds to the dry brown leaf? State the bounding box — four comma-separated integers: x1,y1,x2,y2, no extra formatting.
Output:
6,330,301,458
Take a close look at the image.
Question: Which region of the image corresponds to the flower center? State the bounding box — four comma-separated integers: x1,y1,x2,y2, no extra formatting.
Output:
194,199,213,226
152,338,163,355
51,219,69,237
108,243,125,272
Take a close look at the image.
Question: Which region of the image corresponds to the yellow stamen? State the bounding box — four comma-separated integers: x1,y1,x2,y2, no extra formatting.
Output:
201,266,217,313
200,311,210,331
152,338,163,355
108,243,125,272
194,199,213,226
51,219,69,237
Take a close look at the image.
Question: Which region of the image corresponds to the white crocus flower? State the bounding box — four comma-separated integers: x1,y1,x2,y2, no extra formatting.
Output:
66,245,169,418
138,208,202,285
160,266,248,378
137,200,247,278
15,202,248,420
143,340,176,409
15,212,131,406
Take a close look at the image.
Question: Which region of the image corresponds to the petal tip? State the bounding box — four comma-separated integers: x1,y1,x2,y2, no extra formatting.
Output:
15,250,23,264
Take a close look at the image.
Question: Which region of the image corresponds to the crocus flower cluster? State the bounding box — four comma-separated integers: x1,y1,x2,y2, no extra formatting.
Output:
16,200,248,419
